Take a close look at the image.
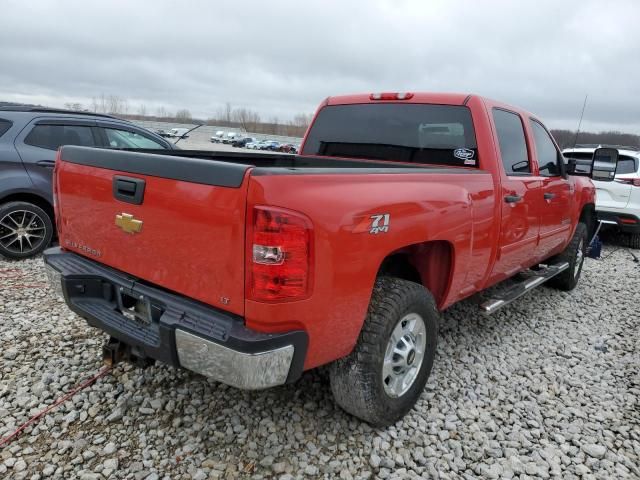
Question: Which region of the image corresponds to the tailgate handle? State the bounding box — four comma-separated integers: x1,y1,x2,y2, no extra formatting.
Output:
113,176,145,205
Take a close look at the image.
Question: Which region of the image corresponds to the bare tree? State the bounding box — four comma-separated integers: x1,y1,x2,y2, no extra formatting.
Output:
64,102,84,111
137,104,147,117
156,106,168,118
233,108,261,132
175,109,193,121
224,102,233,125
292,113,312,128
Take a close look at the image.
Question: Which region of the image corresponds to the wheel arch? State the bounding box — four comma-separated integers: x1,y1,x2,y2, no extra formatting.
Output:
579,203,597,240
377,240,454,308
0,191,55,227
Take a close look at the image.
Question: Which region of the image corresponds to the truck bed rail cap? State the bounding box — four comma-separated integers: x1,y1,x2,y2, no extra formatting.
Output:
59,145,250,188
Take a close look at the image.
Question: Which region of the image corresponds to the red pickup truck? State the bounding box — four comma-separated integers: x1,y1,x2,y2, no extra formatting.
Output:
44,92,617,426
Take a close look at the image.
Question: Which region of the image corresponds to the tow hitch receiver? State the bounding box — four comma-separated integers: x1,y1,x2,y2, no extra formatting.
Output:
102,337,155,368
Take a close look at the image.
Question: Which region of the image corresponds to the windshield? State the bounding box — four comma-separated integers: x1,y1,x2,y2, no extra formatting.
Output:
302,103,478,167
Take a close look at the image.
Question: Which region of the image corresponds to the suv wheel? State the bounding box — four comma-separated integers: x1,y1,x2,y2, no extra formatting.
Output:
626,232,640,249
0,202,53,259
329,277,439,427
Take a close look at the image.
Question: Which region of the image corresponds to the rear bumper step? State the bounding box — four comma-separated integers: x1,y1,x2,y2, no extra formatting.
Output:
480,262,569,315
43,247,308,389
596,211,640,233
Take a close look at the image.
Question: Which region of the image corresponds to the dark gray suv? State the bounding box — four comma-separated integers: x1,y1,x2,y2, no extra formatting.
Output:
0,107,174,259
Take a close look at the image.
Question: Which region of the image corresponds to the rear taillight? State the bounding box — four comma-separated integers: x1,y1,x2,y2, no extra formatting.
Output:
616,178,640,187
619,217,638,225
247,206,313,302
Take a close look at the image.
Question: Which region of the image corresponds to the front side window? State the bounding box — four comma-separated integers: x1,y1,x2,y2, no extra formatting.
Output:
0,119,12,138
530,120,561,177
492,109,530,175
104,128,166,149
302,103,479,167
24,124,96,150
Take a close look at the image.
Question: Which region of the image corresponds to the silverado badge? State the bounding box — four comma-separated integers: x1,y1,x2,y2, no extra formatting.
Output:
115,213,143,234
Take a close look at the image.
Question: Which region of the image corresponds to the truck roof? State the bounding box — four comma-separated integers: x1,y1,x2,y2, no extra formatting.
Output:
326,92,473,106
324,92,538,121
564,146,640,157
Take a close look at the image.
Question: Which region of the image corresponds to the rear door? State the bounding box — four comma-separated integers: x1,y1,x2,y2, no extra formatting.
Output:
14,117,99,199
490,108,541,279
595,156,637,210
529,120,572,257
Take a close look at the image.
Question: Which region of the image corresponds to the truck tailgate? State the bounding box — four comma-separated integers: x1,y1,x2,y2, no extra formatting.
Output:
55,146,251,316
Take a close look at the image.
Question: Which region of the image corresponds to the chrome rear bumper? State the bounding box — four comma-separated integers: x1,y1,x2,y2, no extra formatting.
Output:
176,330,295,389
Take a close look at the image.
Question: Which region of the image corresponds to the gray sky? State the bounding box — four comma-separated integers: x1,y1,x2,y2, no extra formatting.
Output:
1,0,638,132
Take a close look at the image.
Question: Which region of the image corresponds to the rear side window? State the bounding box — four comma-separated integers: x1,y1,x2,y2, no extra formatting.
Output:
616,156,638,174
530,120,561,177
24,124,96,150
492,109,530,175
104,128,166,149
0,119,12,138
302,103,479,167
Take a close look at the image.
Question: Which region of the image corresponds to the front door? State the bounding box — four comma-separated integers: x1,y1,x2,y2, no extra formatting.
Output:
489,108,541,281
529,120,572,258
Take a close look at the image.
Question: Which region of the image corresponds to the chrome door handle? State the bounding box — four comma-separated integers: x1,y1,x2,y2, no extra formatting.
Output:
504,195,522,203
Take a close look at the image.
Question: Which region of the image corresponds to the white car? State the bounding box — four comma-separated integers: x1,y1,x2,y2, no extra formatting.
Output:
166,127,189,138
563,145,640,248
210,130,225,143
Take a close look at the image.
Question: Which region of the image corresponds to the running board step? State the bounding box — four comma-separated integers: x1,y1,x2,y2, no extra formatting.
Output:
480,262,570,315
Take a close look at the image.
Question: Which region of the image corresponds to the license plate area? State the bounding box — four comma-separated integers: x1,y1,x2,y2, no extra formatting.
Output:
116,287,160,326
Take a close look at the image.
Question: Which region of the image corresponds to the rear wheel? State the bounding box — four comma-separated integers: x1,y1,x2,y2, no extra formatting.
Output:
547,222,588,291
329,277,439,427
0,202,53,259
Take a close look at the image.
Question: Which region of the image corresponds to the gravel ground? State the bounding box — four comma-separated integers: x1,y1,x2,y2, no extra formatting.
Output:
1,247,639,479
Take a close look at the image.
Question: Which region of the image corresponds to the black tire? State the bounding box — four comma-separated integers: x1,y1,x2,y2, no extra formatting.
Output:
626,232,640,249
547,222,588,291
0,201,53,260
329,277,439,427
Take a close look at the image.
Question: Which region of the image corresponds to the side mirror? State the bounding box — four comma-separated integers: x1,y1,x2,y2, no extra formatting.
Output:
590,147,619,181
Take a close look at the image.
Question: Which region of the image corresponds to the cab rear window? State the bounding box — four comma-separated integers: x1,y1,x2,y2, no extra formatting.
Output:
302,103,478,167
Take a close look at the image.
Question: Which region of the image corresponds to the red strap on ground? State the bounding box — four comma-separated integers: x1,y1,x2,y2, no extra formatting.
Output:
0,365,114,449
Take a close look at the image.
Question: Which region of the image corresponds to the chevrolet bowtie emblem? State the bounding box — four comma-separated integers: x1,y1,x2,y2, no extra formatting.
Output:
115,213,143,234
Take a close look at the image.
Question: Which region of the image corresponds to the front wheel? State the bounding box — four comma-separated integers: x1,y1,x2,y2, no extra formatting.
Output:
0,201,54,259
547,222,588,291
330,277,439,427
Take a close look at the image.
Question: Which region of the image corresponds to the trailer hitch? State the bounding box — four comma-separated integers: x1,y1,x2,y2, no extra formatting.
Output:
102,337,155,369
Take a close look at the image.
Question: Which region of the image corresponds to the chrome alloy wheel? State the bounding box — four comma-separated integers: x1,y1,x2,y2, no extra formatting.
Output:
382,312,427,398
574,238,584,278
0,210,47,254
